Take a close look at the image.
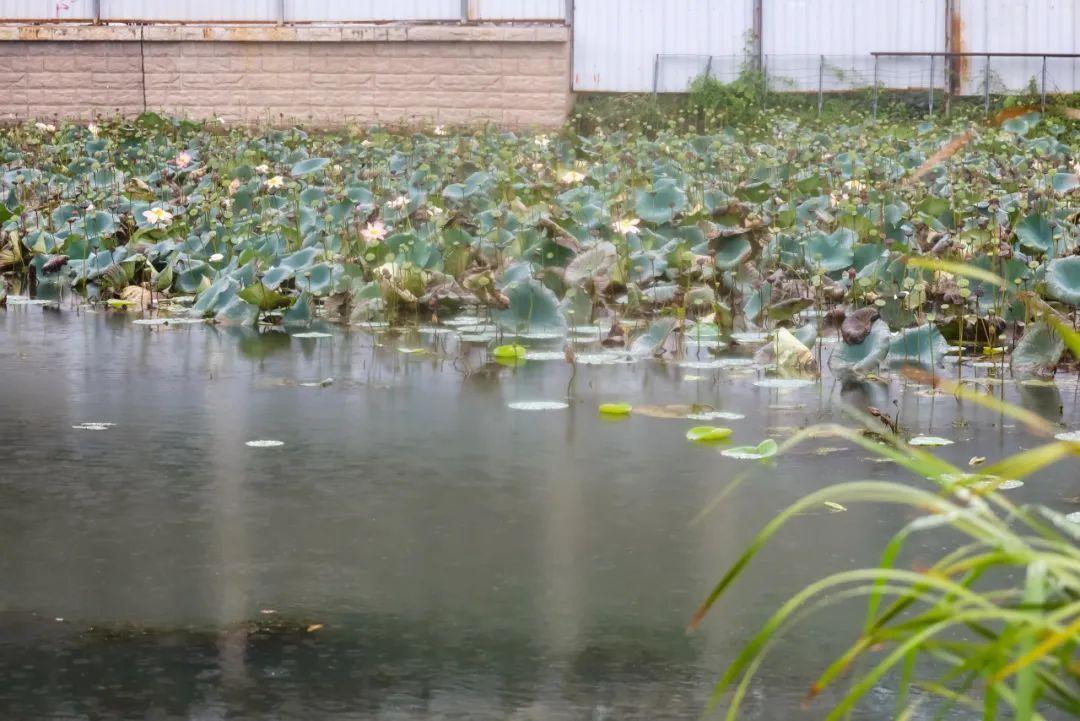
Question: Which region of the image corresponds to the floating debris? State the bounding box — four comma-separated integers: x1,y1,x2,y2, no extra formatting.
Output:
754,378,815,390
292,332,333,339
245,440,284,448
72,422,115,431
909,436,955,447
508,401,570,411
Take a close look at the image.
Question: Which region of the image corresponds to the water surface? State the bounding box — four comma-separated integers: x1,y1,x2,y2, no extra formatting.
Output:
1,305,1078,720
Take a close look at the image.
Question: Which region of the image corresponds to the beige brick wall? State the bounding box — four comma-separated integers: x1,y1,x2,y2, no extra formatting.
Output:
0,24,572,128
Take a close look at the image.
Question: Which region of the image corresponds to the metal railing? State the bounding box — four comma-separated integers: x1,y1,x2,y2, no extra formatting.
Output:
653,51,1080,118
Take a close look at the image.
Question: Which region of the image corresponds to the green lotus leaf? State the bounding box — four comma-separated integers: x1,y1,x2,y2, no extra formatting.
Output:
1045,255,1080,306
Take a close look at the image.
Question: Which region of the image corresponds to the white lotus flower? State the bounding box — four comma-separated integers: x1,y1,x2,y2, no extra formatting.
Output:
534,135,550,148
361,139,374,148
433,125,447,136
361,220,388,245
387,195,409,209
613,218,641,235
266,175,284,190
174,151,193,169
209,253,224,263
227,178,241,195
255,164,269,174
87,123,99,136
142,207,173,226
35,122,56,132
560,170,586,184
429,206,444,216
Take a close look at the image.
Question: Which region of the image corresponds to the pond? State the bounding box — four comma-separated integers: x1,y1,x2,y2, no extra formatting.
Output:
1,304,1078,720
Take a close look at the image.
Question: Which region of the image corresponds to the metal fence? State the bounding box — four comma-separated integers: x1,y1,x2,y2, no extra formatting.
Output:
653,51,1080,118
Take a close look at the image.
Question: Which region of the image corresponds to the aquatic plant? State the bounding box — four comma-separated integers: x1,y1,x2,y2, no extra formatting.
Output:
0,110,1078,375
692,328,1080,719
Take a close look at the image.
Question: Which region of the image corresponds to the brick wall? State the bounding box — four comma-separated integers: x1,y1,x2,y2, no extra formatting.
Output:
0,24,572,128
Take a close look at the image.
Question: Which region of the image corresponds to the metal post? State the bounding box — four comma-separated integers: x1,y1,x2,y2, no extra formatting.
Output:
984,54,991,113
762,56,768,110
872,55,879,120
1041,55,1047,111
817,54,824,118
704,55,713,79
928,54,935,115
652,54,660,95
752,0,764,71
92,0,100,23
277,0,285,25
461,0,470,22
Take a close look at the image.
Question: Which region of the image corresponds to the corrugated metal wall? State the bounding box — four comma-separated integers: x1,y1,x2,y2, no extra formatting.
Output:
763,0,944,91
954,0,1080,95
285,0,458,22
0,0,92,19
572,0,752,92
6,0,1080,95
473,0,565,20
102,0,277,22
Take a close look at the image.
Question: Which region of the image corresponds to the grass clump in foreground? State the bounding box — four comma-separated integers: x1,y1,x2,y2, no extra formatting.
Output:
691,303,1080,720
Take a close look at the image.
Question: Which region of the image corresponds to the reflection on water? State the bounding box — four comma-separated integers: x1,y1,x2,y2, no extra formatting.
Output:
1,306,1077,720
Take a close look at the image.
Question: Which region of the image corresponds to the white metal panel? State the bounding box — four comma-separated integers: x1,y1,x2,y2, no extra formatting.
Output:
475,0,564,20
955,0,1080,94
763,0,944,90
102,0,277,21
286,0,459,22
573,0,753,92
0,0,92,19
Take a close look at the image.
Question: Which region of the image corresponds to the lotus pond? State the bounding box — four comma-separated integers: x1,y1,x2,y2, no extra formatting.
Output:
2,114,1080,719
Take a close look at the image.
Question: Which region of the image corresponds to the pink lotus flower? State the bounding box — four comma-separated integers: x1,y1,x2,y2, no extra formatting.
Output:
361,220,387,245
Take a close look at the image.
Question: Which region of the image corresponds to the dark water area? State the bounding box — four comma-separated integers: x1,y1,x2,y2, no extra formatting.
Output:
1,304,1078,720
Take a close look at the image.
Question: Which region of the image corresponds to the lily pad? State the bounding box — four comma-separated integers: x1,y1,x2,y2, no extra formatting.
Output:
888,324,948,367
598,402,632,416
492,344,527,360
832,319,891,373
686,426,733,442
1012,321,1065,377
722,439,779,460
1045,256,1080,306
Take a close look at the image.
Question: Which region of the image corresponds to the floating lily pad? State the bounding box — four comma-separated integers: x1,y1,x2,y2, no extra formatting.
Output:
722,439,779,460
686,426,733,442
492,344,527,360
508,401,569,411
598,402,632,415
